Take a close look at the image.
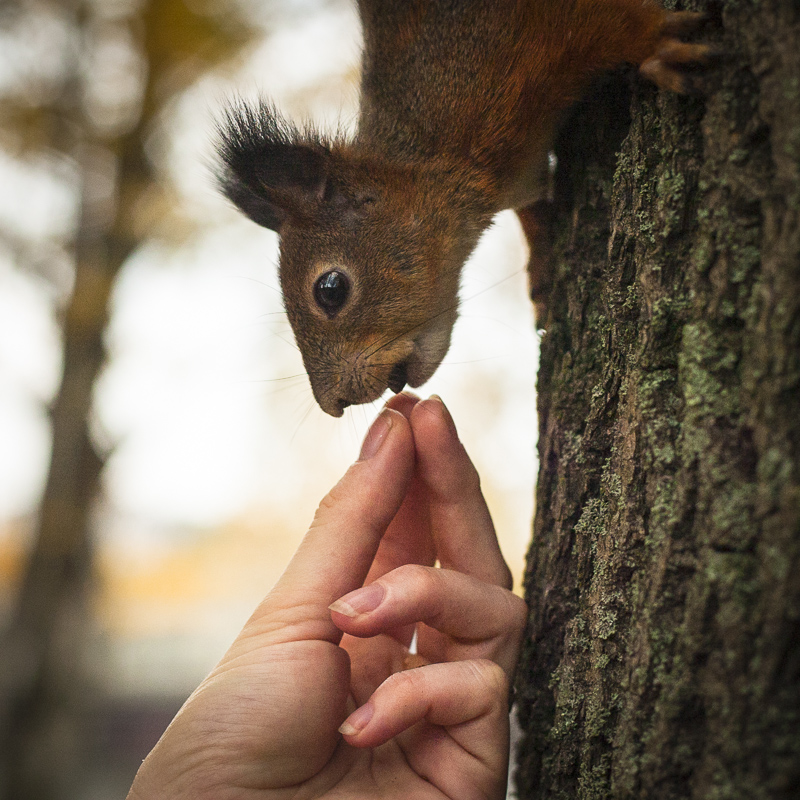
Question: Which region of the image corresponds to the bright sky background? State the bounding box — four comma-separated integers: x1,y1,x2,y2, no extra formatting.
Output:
0,0,539,692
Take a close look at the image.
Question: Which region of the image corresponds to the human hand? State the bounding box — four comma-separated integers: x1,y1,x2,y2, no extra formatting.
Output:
127,394,527,800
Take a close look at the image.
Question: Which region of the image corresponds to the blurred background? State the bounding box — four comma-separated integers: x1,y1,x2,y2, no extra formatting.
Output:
0,0,539,796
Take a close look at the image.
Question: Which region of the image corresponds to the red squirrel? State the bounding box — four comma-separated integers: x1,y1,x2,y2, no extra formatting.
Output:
217,0,712,417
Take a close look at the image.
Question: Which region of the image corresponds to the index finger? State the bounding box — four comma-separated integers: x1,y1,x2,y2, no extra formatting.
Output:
361,392,436,585
410,396,512,589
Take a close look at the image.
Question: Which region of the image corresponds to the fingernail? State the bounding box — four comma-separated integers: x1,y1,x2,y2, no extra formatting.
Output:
339,701,374,736
329,583,385,618
358,409,393,461
428,394,458,437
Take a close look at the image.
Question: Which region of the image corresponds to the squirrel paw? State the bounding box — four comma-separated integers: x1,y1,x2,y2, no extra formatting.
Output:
640,12,721,95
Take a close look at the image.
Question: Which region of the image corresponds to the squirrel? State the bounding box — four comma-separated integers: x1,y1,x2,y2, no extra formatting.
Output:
216,0,713,417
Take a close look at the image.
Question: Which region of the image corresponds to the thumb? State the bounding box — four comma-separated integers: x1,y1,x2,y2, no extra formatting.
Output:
254,407,415,643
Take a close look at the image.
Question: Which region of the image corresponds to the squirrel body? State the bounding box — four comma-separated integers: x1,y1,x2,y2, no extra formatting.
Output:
218,0,711,416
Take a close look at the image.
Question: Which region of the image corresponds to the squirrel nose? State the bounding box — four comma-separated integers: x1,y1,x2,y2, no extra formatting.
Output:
387,361,408,394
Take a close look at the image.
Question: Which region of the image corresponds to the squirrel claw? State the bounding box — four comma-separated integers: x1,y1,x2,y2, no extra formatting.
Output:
639,58,697,95
660,10,707,37
640,9,720,95
640,40,721,95
656,40,719,67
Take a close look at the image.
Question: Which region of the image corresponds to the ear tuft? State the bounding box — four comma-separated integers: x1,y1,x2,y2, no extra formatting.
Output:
215,98,330,231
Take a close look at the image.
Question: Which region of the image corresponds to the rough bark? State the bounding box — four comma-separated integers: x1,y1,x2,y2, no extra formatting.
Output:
514,2,800,798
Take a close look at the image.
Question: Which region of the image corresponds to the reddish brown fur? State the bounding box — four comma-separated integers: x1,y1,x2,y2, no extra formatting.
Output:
218,1,712,415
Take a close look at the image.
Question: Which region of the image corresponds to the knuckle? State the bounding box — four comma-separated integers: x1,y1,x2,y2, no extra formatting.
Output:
312,477,348,519
383,665,425,695
497,561,514,591
392,563,439,597
505,592,529,635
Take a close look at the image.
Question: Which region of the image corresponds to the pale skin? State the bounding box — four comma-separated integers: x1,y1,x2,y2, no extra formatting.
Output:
127,394,528,800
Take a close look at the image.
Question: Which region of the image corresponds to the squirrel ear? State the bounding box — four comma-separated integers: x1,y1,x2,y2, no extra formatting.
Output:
216,100,329,232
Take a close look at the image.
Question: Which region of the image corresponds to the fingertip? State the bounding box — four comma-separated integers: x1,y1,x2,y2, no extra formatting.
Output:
411,394,459,444
357,408,392,461
384,391,421,419
411,396,468,481
357,407,412,463
329,582,385,619
428,395,458,437
338,701,374,739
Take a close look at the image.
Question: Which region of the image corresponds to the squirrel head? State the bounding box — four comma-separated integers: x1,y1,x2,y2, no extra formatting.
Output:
216,100,489,416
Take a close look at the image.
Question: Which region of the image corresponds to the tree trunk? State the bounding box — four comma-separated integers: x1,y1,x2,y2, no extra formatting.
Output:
0,4,146,795
514,2,800,798
0,140,140,800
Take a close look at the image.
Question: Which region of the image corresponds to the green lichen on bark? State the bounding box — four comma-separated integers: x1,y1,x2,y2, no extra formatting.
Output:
514,1,800,798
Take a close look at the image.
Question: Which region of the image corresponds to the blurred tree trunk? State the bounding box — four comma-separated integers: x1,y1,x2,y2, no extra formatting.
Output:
0,2,251,797
0,40,146,800
514,1,800,798
0,143,146,800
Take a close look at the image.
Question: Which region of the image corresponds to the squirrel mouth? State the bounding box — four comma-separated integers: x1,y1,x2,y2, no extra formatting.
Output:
387,361,409,394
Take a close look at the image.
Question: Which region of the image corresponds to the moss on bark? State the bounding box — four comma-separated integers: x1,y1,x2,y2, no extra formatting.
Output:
514,2,800,797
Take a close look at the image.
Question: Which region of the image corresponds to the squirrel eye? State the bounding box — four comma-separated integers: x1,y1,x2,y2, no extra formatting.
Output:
313,270,350,316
